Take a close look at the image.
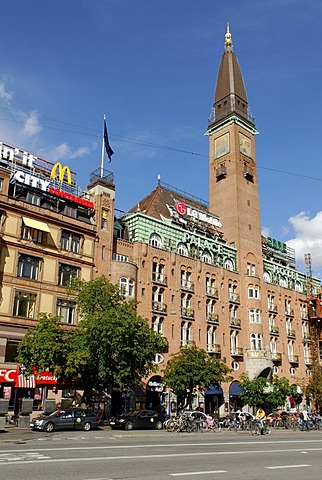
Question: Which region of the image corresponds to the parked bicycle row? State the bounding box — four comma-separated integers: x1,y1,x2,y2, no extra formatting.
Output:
163,409,322,434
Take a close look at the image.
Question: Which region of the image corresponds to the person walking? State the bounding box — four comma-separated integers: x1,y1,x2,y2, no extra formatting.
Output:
300,407,310,431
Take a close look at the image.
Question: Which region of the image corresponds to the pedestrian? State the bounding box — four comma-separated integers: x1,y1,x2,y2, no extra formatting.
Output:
300,407,310,431
255,407,266,434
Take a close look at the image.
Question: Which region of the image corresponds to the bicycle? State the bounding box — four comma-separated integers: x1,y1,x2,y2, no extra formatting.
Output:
250,419,271,435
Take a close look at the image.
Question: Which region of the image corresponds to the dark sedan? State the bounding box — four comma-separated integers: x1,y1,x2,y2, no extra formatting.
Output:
109,409,164,430
30,408,100,432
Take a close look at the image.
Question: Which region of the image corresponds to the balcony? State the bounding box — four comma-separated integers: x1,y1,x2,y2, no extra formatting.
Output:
206,313,219,324
208,344,221,356
304,357,313,365
286,329,296,338
269,325,279,335
230,317,241,328
302,334,311,342
181,307,195,319
271,352,282,362
206,287,218,298
181,280,195,293
229,293,240,304
268,305,278,313
285,309,294,317
152,272,167,286
231,347,244,357
288,355,299,364
151,301,167,314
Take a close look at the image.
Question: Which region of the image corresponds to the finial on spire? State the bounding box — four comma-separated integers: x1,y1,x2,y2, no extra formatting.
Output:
225,22,233,50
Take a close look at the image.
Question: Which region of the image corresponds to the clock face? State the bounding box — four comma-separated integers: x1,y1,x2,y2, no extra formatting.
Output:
214,133,229,159
239,133,252,157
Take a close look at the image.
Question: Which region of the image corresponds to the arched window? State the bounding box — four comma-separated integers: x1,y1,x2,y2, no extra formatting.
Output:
119,277,135,297
152,316,163,334
263,271,271,283
295,281,303,292
224,258,234,271
181,321,192,346
250,333,262,350
177,242,188,256
149,233,162,248
207,325,216,351
201,250,212,264
279,276,287,288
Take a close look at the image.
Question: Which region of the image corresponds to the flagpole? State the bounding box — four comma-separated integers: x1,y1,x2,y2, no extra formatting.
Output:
100,114,106,178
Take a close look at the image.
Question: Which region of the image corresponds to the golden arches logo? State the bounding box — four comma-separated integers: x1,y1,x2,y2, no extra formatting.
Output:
50,163,72,184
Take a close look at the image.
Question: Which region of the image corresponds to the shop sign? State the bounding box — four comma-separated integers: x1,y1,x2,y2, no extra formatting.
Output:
1,140,94,209
0,368,16,383
35,372,57,385
175,201,222,228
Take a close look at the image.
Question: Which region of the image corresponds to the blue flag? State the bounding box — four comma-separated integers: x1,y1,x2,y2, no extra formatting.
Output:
104,120,114,162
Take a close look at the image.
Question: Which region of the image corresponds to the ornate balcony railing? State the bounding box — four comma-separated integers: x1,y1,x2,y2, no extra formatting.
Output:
181,307,195,319
231,347,244,357
151,301,167,314
152,272,167,285
230,317,241,328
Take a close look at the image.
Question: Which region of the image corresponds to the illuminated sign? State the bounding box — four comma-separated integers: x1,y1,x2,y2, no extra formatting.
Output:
51,163,72,184
48,187,94,208
12,170,50,191
267,237,287,253
1,140,94,209
175,201,222,228
0,368,16,383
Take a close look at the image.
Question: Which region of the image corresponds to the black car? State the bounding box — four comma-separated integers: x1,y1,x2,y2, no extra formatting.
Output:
30,408,100,432
109,409,164,430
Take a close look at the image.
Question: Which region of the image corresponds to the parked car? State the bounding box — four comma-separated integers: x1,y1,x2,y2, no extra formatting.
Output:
183,411,213,422
109,409,164,430
30,408,100,432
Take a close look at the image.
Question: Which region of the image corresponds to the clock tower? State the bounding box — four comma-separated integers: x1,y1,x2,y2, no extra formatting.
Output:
206,24,262,276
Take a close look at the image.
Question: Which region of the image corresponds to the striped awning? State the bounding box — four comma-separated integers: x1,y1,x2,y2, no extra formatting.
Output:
16,374,36,388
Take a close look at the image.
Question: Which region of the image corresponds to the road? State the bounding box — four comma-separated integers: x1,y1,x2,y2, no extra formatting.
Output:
0,427,321,480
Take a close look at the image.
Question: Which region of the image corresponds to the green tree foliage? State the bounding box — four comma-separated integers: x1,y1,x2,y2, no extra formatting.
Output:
305,364,322,411
67,277,166,401
163,343,231,409
238,373,268,407
239,373,293,409
266,376,294,408
16,313,71,379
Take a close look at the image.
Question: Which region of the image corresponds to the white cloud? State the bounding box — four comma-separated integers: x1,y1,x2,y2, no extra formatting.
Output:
46,142,91,162
0,82,13,103
286,211,322,274
261,226,271,237
21,111,42,137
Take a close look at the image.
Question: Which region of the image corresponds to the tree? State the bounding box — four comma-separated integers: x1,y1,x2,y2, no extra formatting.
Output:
266,376,294,409
163,343,232,410
238,373,268,407
305,364,322,412
239,373,294,410
67,276,166,402
16,313,72,379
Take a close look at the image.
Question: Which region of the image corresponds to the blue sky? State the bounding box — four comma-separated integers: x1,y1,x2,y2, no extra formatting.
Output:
1,0,322,276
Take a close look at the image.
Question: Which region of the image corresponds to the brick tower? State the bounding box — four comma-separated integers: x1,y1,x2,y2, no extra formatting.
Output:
206,24,262,278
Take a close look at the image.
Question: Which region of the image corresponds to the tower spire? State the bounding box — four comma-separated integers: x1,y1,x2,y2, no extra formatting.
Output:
225,22,233,50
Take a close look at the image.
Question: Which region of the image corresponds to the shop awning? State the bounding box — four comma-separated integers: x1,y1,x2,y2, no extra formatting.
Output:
15,374,36,388
229,382,244,395
205,385,223,395
22,217,50,232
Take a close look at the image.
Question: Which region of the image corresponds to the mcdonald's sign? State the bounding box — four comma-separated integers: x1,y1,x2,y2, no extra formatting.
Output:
50,163,72,184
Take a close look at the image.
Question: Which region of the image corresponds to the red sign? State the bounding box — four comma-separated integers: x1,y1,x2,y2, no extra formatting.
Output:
0,368,57,385
35,372,57,385
175,202,187,216
48,187,94,209
0,368,16,383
